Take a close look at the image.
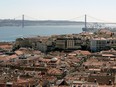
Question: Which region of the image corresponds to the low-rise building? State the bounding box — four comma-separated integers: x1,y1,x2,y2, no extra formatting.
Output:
55,37,81,50
90,38,116,52
88,73,115,85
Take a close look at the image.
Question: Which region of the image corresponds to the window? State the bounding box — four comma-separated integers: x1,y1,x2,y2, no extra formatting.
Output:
107,41,110,44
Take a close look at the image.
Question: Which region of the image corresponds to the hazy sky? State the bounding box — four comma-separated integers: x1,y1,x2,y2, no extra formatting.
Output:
0,0,116,22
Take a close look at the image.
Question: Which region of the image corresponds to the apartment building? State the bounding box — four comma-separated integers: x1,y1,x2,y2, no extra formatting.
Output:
90,38,116,52
55,37,81,50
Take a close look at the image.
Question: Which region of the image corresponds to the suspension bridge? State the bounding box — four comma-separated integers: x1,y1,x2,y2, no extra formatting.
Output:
0,14,116,29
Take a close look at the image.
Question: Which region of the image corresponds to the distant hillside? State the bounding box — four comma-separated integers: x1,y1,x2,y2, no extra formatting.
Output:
0,20,84,27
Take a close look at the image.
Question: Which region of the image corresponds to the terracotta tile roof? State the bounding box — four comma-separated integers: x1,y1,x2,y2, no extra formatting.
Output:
15,50,23,55
39,58,51,63
73,50,91,55
7,54,18,59
102,54,114,57
83,58,103,66
46,76,57,83
47,68,63,75
0,45,12,50
33,50,41,54
0,54,18,61
14,78,35,84
80,51,91,55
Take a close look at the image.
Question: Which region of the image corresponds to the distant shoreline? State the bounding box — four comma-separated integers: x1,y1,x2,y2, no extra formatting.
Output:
0,20,116,27
0,20,84,27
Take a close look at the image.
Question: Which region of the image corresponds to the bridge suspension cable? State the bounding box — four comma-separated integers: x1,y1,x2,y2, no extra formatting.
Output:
68,15,84,21
87,14,111,23
13,15,22,20
23,14,39,20
13,14,39,21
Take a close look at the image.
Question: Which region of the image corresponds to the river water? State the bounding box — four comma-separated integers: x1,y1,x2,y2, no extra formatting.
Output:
0,25,84,42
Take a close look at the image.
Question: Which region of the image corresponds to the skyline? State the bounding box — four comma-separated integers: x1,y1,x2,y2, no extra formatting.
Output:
0,0,116,22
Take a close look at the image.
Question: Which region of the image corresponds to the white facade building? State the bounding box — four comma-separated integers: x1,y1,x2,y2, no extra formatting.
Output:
90,38,116,52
